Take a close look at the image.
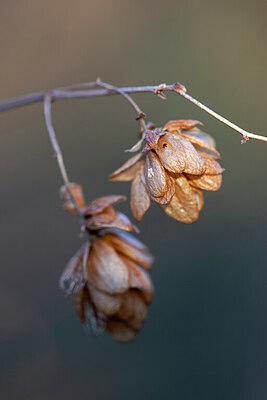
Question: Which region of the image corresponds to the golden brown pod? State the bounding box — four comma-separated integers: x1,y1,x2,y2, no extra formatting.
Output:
59,193,154,342
110,120,224,223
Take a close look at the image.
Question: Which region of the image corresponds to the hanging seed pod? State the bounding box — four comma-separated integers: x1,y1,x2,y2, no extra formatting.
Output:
59,192,154,342
110,119,224,223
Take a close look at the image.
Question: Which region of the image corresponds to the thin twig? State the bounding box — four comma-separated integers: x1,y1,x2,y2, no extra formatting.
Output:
173,87,267,144
94,78,147,152
43,94,82,216
1,81,267,144
96,78,147,130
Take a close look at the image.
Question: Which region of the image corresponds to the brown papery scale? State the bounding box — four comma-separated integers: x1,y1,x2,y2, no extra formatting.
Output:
59,187,154,342
110,119,224,223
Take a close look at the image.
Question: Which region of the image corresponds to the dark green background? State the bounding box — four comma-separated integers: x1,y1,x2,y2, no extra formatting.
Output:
0,1,266,399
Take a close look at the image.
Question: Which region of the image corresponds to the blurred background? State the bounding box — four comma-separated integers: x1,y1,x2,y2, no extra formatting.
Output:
0,1,267,399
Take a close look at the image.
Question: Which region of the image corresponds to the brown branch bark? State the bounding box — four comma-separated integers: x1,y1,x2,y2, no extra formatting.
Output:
1,80,267,144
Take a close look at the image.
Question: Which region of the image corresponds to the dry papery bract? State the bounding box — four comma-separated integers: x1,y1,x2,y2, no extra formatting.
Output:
59,185,154,342
110,120,224,223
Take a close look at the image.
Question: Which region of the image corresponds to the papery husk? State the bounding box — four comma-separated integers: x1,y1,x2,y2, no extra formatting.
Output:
60,183,86,213
180,128,216,149
181,132,220,159
121,255,154,303
202,156,224,175
59,244,86,294
86,205,117,225
101,231,154,270
148,173,176,205
106,319,136,342
130,166,151,221
84,195,127,215
193,188,204,211
144,129,206,175
144,151,175,204
87,283,123,316
109,153,145,182
169,134,206,174
144,151,169,198
86,207,138,233
163,119,202,133
153,134,186,173
186,173,223,191
86,237,129,295
115,290,147,330
161,174,200,223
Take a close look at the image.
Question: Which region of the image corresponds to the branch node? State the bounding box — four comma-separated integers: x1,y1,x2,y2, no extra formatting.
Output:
241,135,249,144
154,83,167,100
172,82,187,93
136,112,146,121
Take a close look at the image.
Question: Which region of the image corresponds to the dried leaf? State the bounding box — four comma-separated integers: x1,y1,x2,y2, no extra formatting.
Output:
59,245,86,294
155,133,205,175
86,237,129,294
86,206,116,225
83,298,105,336
163,119,202,132
193,188,204,211
102,231,154,270
176,136,206,175
186,173,223,191
154,133,186,173
60,183,86,213
144,151,171,200
108,212,138,233
122,256,154,303
181,132,220,159
130,166,151,221
202,156,224,175
116,290,147,330
149,173,176,205
161,174,199,223
86,209,137,233
88,283,122,316
85,195,126,215
106,319,136,342
180,128,216,147
109,153,145,182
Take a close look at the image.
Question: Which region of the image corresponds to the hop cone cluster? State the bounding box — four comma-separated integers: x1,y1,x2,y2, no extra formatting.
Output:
110,120,224,223
59,185,154,342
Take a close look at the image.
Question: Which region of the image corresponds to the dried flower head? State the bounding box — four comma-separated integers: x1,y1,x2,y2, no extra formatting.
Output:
59,187,154,342
110,120,224,223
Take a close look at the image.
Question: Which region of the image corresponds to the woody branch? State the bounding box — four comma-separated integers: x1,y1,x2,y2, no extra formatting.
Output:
0,80,267,144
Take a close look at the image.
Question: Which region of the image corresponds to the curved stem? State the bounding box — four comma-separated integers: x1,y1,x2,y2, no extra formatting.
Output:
43,94,82,216
96,78,147,131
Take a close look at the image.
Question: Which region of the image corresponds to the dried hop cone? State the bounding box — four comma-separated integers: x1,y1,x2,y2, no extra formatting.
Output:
59,184,154,342
110,120,224,223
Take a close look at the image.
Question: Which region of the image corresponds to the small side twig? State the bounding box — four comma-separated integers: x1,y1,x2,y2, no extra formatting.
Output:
95,78,147,152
